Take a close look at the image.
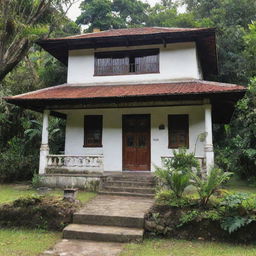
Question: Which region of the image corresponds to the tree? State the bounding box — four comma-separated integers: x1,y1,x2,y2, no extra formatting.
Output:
0,0,76,82
76,0,149,31
182,0,256,84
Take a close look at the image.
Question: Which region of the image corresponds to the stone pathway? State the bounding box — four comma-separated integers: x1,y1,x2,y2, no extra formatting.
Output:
42,239,124,256
42,194,154,256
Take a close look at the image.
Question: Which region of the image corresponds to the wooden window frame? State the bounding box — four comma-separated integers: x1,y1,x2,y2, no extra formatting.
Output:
84,115,103,148
94,49,160,76
168,114,189,149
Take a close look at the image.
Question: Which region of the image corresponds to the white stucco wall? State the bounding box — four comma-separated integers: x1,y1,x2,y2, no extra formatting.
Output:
62,105,205,172
67,42,202,85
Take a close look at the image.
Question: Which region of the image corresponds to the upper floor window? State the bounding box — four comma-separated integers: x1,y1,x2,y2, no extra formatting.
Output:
94,49,159,76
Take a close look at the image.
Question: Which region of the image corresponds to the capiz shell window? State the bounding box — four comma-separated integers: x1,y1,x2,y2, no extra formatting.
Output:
94,49,159,76
84,115,103,147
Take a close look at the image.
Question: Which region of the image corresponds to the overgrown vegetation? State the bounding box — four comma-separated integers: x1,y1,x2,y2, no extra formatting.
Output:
151,150,256,242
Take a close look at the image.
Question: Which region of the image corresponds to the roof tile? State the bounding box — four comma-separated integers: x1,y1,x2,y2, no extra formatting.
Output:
7,81,246,101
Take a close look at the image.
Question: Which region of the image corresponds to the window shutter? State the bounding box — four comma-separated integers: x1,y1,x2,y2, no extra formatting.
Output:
168,115,189,148
84,115,103,147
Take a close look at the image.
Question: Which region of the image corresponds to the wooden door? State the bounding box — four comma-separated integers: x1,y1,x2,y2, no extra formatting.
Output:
123,115,150,171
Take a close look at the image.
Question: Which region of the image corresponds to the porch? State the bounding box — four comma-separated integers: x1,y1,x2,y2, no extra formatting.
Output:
39,101,213,181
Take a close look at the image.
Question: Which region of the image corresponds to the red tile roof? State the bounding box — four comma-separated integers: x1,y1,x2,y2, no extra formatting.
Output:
49,27,213,41
7,80,245,101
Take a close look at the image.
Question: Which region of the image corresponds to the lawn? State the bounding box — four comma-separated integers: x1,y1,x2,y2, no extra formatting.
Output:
121,239,256,256
0,184,96,204
0,184,96,256
0,229,61,256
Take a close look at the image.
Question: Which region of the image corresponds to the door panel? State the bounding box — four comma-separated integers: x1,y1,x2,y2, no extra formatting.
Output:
123,115,150,171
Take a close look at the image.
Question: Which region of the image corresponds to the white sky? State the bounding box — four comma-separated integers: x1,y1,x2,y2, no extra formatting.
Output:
67,0,179,21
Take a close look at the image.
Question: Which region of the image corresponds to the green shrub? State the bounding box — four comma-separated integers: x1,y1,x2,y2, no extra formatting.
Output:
191,167,232,207
155,148,200,198
31,173,45,188
164,148,201,174
0,137,38,182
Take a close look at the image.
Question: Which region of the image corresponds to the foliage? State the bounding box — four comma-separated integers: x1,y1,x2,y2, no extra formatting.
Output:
177,210,200,227
215,79,256,179
191,167,233,206
220,216,253,234
0,0,77,81
31,173,45,189
0,137,39,182
183,0,256,84
155,149,201,198
76,0,149,31
155,190,196,207
165,148,201,174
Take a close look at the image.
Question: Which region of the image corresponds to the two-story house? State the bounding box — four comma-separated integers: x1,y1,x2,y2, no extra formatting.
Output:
6,27,246,188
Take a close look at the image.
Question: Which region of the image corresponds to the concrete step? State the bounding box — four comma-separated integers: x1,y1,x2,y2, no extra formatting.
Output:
103,180,154,188
98,191,154,198
102,186,155,194
63,224,143,243
107,175,154,182
73,213,144,228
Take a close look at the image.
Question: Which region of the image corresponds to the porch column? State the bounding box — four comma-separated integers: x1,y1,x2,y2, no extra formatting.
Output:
204,101,214,174
39,110,50,175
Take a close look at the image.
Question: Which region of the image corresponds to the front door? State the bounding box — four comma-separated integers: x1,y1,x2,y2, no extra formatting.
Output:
123,114,150,171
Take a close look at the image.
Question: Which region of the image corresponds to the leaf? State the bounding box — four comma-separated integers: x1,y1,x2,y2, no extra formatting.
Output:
221,216,253,234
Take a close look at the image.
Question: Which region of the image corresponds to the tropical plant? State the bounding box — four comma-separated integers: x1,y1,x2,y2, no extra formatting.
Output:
164,148,201,174
191,167,233,207
155,167,191,198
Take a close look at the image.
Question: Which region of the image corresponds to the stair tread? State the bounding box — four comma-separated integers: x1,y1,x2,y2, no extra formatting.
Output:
103,186,154,190
99,191,154,197
64,224,143,236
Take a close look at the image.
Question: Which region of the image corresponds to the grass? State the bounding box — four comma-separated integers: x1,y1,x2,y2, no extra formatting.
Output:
0,184,96,256
0,184,96,204
224,176,256,194
0,229,61,256
121,238,256,256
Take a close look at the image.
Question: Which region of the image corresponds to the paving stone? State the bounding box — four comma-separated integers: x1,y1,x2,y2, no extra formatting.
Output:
41,239,124,256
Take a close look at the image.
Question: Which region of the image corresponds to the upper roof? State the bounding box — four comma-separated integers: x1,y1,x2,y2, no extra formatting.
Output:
37,27,217,79
47,27,212,40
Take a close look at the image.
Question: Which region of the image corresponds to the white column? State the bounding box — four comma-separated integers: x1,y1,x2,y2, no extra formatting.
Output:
39,110,50,175
204,102,214,173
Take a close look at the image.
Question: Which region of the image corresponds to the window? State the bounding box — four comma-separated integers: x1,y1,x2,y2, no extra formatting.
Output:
168,115,189,148
94,49,159,76
84,115,103,147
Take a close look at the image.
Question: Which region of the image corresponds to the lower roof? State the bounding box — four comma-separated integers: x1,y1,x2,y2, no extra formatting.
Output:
5,80,246,123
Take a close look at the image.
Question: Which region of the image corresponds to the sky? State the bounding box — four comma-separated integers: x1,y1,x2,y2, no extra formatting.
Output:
67,0,177,21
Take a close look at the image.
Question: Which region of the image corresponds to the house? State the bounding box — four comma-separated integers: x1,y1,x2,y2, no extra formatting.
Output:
5,27,246,188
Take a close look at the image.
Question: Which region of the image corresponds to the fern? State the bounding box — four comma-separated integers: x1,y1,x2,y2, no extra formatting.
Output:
221,216,253,234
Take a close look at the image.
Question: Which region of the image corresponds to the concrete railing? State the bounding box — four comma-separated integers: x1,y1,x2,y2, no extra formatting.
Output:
47,154,104,172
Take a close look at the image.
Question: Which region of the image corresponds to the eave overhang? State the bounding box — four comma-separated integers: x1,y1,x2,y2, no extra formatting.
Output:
37,28,218,79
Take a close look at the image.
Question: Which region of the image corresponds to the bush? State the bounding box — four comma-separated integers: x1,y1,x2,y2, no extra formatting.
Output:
0,196,80,231
0,137,38,182
155,148,200,198
191,167,232,207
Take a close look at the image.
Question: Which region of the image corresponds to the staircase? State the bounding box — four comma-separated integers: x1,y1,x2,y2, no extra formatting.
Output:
99,173,155,197
63,174,155,244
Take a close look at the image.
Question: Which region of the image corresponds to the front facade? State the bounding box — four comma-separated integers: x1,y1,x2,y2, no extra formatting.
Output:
6,27,246,186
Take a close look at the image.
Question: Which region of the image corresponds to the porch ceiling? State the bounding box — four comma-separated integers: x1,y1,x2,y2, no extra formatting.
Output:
5,80,246,123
